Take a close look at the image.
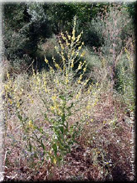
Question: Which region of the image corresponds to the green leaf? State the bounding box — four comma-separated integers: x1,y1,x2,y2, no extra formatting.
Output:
44,113,49,121
68,94,73,99
52,143,57,155
17,114,22,121
61,113,66,123
36,126,44,133
58,125,64,134
59,95,66,101
24,117,28,122
41,140,46,150
28,141,32,152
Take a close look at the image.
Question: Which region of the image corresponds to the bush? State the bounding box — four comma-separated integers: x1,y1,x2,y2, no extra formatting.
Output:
115,47,135,112
4,17,100,171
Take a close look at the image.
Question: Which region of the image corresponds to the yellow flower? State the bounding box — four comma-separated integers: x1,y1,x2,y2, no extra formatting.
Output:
76,91,81,99
86,104,91,110
83,79,89,86
52,95,57,101
91,119,93,122
16,102,20,108
9,99,13,105
87,89,91,94
50,106,54,111
76,34,81,42
71,59,74,68
71,63,74,68
28,120,34,129
60,43,64,50
76,94,79,99
56,79,59,84
55,63,60,69
54,103,58,110
53,158,57,165
68,35,71,40
61,32,66,40
72,29,75,41
78,74,83,83
44,81,47,86
50,149,52,154
49,66,54,73
96,82,99,87
92,99,98,107
78,62,82,70
66,78,69,84
66,40,70,46
45,58,49,64
80,51,86,57
76,51,79,56
83,67,87,72
62,55,65,61
63,66,66,71
7,72,10,79
57,109,62,116
59,40,61,44
78,46,82,50
77,80,81,84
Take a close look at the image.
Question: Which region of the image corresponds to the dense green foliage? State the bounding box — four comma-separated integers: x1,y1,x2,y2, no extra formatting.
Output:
4,2,135,65
4,3,51,63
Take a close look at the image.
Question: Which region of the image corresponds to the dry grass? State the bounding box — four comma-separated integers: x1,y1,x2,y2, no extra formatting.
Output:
3,71,134,181
2,19,134,181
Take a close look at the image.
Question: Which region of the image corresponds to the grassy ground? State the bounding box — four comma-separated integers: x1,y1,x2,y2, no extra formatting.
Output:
3,74,134,181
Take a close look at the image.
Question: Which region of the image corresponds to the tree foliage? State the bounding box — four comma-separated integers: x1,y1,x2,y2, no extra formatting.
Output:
3,2,135,69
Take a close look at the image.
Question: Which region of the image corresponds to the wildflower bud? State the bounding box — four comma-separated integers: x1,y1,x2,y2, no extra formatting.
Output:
83,67,87,72
78,46,82,50
68,35,71,40
71,63,74,68
45,58,49,64
28,120,34,129
61,44,64,50
80,51,86,57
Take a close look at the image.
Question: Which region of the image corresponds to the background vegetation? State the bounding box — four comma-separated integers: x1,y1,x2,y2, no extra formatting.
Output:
3,2,135,181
